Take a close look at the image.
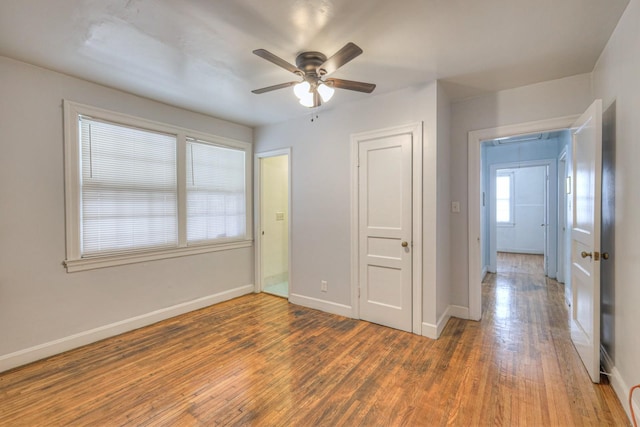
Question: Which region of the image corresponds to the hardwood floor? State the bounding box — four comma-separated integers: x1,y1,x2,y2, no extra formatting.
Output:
0,254,629,426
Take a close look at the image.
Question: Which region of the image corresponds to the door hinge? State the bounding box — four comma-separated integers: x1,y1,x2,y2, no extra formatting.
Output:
358,288,361,298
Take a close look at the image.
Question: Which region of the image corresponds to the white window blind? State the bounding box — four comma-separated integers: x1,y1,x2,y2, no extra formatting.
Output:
80,116,178,256
64,101,252,272
186,138,246,243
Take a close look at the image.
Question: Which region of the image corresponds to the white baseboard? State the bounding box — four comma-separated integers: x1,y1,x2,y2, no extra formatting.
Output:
422,304,471,340
497,249,544,255
601,346,639,425
288,293,352,318
421,321,437,339
0,284,255,373
448,305,470,320
609,366,639,425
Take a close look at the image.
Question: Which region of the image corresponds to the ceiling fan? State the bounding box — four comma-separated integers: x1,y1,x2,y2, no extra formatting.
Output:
251,42,376,108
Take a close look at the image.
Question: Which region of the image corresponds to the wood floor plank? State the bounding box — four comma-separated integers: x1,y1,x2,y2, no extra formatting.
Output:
0,253,630,426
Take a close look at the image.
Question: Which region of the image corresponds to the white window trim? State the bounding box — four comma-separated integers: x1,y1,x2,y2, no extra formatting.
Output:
63,100,252,272
496,171,515,227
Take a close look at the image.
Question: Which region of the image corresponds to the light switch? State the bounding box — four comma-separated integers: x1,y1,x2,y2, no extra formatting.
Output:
275,211,285,221
451,201,460,213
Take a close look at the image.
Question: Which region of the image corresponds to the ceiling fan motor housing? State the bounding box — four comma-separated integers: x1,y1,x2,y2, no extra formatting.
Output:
296,51,328,80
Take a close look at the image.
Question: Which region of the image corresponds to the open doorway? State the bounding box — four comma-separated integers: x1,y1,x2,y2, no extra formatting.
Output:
468,116,578,321
493,164,548,274
481,132,566,282
489,162,553,275
469,105,610,383
256,150,291,299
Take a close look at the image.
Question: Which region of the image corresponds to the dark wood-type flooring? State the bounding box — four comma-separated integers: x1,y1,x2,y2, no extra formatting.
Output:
0,253,629,425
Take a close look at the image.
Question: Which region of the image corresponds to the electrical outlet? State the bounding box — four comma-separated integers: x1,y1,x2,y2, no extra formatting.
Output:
321,280,328,292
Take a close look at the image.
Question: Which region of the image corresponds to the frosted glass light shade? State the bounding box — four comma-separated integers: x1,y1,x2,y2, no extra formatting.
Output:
293,80,333,107
293,81,311,99
317,83,335,102
298,93,314,107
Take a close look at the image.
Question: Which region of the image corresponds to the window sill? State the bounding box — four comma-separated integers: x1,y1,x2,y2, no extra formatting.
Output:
63,240,253,273
497,222,516,228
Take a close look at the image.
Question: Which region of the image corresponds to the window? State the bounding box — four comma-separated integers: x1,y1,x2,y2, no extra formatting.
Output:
79,117,178,255
63,101,252,272
186,138,246,243
496,171,514,225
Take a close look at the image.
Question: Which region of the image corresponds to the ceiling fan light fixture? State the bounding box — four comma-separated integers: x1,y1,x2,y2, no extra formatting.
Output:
252,43,375,108
317,82,334,102
293,81,311,100
298,91,315,107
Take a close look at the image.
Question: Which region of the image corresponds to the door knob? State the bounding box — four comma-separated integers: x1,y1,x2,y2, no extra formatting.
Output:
401,241,408,247
581,251,592,259
602,252,609,260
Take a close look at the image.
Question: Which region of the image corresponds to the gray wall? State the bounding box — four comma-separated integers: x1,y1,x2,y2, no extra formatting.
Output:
0,57,254,367
436,84,452,321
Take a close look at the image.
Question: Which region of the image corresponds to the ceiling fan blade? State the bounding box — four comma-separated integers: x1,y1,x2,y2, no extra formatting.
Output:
252,81,298,94
318,42,363,76
325,78,376,93
253,49,303,75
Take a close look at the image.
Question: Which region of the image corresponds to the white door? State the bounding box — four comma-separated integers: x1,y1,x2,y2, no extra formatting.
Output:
358,134,412,332
570,99,602,383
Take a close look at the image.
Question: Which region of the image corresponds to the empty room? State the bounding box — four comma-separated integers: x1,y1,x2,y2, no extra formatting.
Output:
1,0,639,425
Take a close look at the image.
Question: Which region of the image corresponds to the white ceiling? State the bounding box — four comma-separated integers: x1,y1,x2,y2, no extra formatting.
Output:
0,0,629,127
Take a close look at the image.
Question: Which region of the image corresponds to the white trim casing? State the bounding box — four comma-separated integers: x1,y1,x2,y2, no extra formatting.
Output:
64,240,252,272
254,148,292,296
557,148,569,284
468,115,579,321
350,122,423,334
0,284,255,373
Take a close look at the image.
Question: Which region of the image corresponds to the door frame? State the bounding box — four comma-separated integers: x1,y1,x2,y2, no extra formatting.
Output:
254,148,292,295
468,115,578,320
488,160,555,274
350,122,423,334
557,149,568,285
